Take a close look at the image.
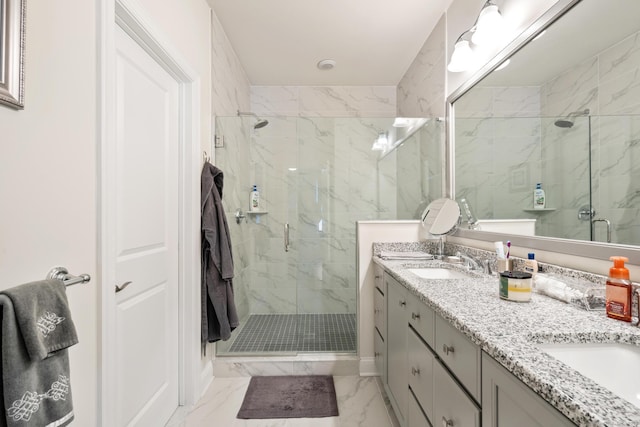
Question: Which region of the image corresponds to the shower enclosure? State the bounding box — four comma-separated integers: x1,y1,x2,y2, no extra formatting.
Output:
214,115,443,355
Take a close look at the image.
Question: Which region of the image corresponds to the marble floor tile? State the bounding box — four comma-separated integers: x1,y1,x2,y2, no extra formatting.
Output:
172,375,396,427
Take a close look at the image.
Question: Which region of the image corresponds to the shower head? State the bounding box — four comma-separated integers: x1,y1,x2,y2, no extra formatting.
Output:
554,119,574,128
554,109,590,128
238,110,269,129
254,118,269,129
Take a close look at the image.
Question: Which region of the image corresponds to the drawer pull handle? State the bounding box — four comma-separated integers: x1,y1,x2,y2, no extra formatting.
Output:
442,344,455,355
411,367,420,376
375,352,381,357
399,300,406,307
411,312,420,320
442,416,454,427
374,308,380,314
375,275,381,279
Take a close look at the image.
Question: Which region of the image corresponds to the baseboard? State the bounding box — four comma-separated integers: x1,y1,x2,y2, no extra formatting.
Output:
359,357,378,376
199,359,214,398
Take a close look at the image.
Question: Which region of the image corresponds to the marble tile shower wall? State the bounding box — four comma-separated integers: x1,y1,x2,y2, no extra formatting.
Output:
210,10,252,329
215,118,252,323
240,86,397,316
540,28,640,244
455,87,543,224
394,122,444,219
397,14,446,118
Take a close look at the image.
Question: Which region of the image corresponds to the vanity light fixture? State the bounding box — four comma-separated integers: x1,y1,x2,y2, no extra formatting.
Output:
447,30,475,72
471,0,504,46
371,132,389,151
447,0,505,72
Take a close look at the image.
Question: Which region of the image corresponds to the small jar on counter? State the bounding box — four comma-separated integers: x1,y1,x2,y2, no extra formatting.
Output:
499,271,533,302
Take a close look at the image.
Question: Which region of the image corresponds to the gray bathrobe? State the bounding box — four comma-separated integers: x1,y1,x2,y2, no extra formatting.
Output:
201,162,239,343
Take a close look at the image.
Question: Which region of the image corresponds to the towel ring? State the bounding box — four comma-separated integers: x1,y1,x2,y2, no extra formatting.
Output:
47,266,91,287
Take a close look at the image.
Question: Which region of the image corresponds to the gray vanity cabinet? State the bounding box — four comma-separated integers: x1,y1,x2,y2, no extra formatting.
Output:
482,353,576,427
379,264,578,427
386,273,408,423
373,264,386,382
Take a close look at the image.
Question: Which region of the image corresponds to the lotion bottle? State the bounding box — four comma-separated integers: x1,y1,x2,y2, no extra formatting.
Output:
524,253,538,277
606,256,632,322
250,185,260,211
533,183,546,209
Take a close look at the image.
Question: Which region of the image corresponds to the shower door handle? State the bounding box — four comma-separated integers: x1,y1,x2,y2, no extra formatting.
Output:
284,223,290,252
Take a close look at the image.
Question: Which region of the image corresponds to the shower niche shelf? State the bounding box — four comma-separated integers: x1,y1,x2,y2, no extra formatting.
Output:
247,210,268,215
523,208,556,212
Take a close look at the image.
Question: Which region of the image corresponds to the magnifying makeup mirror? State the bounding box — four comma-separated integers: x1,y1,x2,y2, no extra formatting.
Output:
421,198,461,236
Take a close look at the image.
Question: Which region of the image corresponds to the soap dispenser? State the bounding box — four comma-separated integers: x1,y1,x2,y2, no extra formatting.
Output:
606,256,632,322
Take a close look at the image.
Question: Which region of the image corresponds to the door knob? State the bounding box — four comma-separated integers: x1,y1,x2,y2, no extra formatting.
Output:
115,281,132,293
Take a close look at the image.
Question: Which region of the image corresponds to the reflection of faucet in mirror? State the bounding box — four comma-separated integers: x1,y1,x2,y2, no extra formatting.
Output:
459,198,478,229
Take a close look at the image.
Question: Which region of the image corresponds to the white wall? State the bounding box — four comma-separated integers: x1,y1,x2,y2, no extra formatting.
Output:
0,1,98,424
0,0,212,424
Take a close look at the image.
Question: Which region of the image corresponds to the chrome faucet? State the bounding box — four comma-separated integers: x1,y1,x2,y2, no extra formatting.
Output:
455,252,480,271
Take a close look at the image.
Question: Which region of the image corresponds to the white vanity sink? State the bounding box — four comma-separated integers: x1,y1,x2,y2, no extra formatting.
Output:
538,342,640,408
408,268,471,280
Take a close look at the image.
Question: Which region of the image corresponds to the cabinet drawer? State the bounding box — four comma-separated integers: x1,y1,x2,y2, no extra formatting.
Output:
407,291,435,347
374,286,385,338
408,388,433,427
408,328,434,422
374,328,385,380
435,315,481,402
434,361,480,427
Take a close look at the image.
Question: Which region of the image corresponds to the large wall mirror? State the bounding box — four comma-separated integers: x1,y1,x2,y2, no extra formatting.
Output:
447,0,640,263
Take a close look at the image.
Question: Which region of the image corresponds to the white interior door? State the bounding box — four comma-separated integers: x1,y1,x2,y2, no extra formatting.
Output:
113,24,180,427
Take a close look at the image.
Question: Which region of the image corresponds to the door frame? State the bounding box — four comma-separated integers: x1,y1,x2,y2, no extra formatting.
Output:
97,0,202,425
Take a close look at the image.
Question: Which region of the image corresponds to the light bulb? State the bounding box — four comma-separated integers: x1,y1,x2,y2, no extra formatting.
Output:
471,4,504,46
447,40,474,72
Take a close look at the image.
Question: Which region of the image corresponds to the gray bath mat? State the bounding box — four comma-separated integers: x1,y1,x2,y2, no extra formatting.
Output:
237,375,339,419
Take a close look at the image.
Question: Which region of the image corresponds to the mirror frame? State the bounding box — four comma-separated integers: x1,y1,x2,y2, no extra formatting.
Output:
0,0,26,109
445,0,640,265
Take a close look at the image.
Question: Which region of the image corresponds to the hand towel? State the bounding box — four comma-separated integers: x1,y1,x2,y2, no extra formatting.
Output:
0,280,77,427
3,279,78,361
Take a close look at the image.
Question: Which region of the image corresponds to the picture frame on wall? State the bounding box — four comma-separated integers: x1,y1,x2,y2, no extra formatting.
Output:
0,0,26,109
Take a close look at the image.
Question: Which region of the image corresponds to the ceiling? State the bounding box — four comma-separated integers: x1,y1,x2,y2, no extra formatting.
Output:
207,0,453,86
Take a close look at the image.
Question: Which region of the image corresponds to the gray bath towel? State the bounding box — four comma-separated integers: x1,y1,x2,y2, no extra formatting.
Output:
0,279,77,427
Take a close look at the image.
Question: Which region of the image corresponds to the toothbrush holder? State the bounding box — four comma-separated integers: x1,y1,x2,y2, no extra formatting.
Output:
497,258,514,274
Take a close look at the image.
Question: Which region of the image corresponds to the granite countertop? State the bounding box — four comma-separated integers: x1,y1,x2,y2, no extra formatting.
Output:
373,255,640,427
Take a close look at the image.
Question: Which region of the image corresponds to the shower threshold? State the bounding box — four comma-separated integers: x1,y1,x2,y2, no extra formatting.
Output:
220,313,356,355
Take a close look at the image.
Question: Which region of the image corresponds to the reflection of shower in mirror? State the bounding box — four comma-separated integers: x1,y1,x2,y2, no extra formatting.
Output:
554,109,590,128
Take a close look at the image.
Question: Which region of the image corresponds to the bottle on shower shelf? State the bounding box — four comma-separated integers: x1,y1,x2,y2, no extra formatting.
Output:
533,183,546,209
250,185,260,211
